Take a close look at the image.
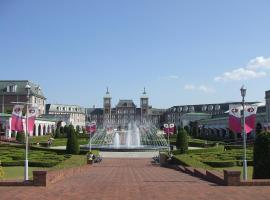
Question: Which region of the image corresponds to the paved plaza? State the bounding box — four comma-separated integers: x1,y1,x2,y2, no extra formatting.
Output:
1,158,270,200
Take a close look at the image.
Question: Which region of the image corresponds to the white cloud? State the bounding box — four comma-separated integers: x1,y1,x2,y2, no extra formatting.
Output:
215,56,270,82
214,68,266,81
184,84,195,90
184,84,214,93
247,56,270,70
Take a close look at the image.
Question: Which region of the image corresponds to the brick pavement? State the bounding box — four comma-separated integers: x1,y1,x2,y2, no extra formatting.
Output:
1,158,270,200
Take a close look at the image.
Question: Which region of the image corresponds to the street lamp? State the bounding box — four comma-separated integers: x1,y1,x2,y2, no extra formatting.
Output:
24,84,31,181
241,85,248,181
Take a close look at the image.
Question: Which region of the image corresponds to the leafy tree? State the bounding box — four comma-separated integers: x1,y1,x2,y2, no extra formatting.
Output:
66,125,79,155
76,125,80,133
190,121,199,138
55,127,61,138
253,132,270,179
176,127,188,154
60,126,64,134
16,132,25,143
184,126,190,135
256,123,263,135
63,125,70,137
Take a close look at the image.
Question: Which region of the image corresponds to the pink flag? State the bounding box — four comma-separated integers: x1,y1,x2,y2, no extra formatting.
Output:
86,122,96,134
229,104,241,133
28,106,38,135
169,123,175,135
11,105,24,132
164,123,174,135
245,105,257,134
164,124,169,134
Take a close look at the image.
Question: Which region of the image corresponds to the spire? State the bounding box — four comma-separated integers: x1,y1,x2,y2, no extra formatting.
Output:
104,87,111,98
143,87,146,95
141,87,148,98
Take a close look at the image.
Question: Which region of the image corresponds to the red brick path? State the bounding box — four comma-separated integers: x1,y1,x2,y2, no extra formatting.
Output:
1,158,270,200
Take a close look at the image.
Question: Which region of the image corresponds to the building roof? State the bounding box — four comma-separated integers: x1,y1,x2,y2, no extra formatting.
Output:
116,100,136,108
46,104,85,114
85,108,104,115
0,80,46,99
169,102,259,113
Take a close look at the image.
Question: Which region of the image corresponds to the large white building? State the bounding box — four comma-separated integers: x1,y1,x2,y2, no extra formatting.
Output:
44,104,86,129
86,88,166,128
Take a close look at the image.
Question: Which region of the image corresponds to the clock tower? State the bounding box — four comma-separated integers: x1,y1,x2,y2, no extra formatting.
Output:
140,87,149,124
103,87,112,125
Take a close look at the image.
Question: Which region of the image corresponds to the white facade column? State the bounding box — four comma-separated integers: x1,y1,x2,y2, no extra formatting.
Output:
44,124,48,135
40,124,44,136
35,123,39,136
6,117,12,138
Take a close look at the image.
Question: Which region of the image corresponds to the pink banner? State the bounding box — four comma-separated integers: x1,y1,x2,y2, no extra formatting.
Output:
11,105,24,132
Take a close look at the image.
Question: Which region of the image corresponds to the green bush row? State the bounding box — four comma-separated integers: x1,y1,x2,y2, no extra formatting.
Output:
1,160,61,167
203,160,253,168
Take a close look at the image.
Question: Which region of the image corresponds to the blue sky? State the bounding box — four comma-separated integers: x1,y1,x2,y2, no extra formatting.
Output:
1,0,270,108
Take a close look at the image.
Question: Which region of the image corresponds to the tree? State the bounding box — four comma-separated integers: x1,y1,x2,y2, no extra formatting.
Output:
76,125,80,133
55,127,61,138
60,126,64,134
66,125,80,155
256,123,263,135
16,132,25,143
63,125,69,137
190,121,199,138
184,126,190,135
176,127,188,154
253,132,270,179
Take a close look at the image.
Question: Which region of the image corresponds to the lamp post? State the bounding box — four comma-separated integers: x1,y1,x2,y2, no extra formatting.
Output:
241,85,248,181
24,84,31,181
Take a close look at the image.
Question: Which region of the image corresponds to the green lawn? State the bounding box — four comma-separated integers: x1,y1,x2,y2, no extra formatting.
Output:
50,155,87,170
29,135,89,147
2,166,47,180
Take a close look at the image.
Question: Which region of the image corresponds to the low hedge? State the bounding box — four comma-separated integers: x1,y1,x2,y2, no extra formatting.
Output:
203,160,236,168
1,161,25,167
29,161,60,167
236,160,253,167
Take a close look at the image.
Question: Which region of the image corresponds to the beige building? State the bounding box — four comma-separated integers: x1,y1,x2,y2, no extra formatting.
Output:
0,80,46,116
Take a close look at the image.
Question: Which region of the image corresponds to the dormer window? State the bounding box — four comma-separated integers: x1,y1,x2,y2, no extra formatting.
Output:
7,84,17,93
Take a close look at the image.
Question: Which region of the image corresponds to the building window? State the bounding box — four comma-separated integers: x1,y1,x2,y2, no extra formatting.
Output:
7,84,17,93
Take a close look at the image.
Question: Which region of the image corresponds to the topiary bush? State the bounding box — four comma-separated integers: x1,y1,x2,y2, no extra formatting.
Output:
66,125,80,155
176,127,188,154
253,132,270,179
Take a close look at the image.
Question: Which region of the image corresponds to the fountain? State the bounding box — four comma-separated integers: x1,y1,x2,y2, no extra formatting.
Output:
87,122,168,151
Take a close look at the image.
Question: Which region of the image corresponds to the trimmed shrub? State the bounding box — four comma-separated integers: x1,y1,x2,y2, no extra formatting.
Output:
203,160,236,168
253,132,270,179
66,125,80,155
176,128,188,154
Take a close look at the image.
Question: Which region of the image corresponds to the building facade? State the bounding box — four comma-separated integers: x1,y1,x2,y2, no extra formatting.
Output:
86,89,166,128
266,90,270,123
44,104,86,129
0,80,46,116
